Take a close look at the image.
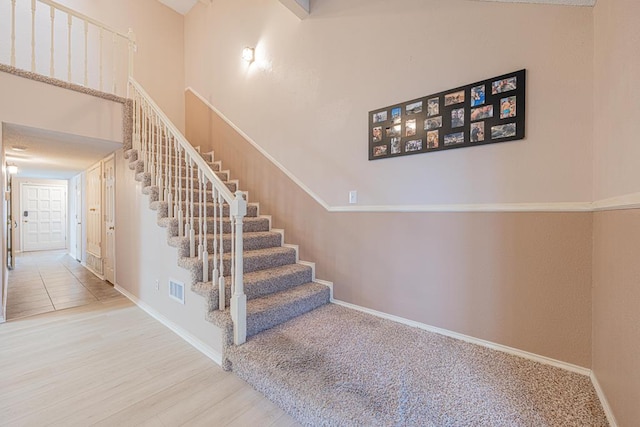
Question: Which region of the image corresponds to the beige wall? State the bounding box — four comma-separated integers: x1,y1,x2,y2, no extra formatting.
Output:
591,1,640,425
54,0,186,131
592,209,640,426
185,0,593,207
114,149,222,355
593,0,640,201
187,91,594,367
0,71,123,142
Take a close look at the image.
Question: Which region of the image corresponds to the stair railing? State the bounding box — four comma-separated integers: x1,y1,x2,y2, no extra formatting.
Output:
2,0,135,97
129,78,248,345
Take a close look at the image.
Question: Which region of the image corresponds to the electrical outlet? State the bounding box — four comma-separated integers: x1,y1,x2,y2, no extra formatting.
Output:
155,279,159,291
349,190,358,204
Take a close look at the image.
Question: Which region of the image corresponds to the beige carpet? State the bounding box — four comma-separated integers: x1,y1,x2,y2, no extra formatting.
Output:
228,304,608,426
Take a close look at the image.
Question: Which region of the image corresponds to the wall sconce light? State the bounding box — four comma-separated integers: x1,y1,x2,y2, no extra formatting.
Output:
6,163,18,175
242,47,255,63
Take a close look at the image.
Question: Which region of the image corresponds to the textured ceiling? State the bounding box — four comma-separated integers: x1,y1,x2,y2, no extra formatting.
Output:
157,0,595,15
3,124,122,180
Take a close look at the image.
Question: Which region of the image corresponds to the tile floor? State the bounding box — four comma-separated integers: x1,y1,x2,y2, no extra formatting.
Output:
6,250,121,320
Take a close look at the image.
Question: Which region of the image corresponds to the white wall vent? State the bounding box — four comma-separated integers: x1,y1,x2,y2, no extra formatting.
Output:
169,279,185,304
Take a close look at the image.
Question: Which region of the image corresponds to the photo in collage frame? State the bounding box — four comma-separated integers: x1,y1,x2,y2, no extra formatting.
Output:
368,69,526,160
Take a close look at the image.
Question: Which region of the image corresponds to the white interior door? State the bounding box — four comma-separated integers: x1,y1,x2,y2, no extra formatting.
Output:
75,178,82,261
103,156,115,284
86,163,102,258
21,184,67,252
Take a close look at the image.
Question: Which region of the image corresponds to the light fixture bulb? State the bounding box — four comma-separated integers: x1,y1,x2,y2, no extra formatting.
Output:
242,47,255,63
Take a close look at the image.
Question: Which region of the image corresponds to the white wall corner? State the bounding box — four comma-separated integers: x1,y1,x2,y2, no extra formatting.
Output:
278,0,310,20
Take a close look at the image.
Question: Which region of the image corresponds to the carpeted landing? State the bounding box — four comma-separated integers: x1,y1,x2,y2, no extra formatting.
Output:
227,304,608,427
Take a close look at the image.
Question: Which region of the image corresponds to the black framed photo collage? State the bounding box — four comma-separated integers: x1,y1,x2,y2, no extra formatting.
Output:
369,69,526,160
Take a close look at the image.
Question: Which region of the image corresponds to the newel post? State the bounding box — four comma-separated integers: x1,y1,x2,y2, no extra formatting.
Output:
230,190,247,345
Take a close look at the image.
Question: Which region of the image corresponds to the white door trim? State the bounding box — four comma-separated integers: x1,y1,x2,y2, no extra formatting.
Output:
20,182,68,252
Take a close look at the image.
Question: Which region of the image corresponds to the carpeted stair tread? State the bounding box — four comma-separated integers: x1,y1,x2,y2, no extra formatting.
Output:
157,216,269,237
194,263,314,310
167,231,283,256
225,304,608,427
207,282,330,343
150,199,258,218
177,245,298,281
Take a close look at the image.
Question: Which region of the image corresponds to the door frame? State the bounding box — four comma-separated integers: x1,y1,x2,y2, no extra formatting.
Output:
19,182,68,252
103,154,116,284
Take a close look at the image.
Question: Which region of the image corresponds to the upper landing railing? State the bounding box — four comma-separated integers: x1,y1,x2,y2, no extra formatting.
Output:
1,0,136,97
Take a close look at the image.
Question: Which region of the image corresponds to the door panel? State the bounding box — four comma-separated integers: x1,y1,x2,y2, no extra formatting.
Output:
86,163,102,258
103,157,115,284
21,184,67,252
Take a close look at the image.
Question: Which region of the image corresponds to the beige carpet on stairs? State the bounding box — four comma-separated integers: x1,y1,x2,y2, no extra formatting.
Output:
227,304,608,427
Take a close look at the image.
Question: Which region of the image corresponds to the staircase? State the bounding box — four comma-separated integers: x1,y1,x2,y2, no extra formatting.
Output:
123,109,330,369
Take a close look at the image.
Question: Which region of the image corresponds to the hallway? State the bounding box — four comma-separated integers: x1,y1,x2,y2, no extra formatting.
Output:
6,250,121,320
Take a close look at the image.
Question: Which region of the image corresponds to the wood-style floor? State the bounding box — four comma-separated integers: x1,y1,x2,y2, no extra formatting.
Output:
6,250,121,320
1,253,298,426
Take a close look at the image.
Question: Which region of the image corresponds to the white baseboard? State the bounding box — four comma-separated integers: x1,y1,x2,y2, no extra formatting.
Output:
330,297,591,376
115,285,223,366
590,372,618,426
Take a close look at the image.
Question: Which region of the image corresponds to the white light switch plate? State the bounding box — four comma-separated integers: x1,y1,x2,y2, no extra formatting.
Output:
349,190,357,204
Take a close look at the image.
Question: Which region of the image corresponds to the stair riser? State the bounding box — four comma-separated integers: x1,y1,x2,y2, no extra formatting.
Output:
154,201,259,219
164,218,270,238
209,250,297,277
132,159,221,174
181,250,297,283
127,148,214,164
137,175,230,194
245,288,329,338
140,164,223,179
175,233,282,257
208,267,313,310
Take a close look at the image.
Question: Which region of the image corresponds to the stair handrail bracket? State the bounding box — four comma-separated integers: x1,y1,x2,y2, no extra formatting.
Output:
129,77,248,345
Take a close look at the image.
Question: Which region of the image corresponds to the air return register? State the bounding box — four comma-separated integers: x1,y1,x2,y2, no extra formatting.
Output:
169,279,185,304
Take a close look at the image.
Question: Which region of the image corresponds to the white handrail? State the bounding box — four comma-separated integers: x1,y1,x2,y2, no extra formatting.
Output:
128,78,235,203
37,0,130,40
129,77,248,346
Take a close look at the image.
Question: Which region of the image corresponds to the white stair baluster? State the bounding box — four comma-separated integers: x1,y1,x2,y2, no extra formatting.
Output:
218,189,225,311
31,0,36,72
173,138,179,220
202,176,209,282
166,134,174,218
111,33,117,94
67,14,72,82
212,187,219,294
83,20,88,86
189,158,196,258
177,147,183,237
50,5,55,77
198,169,204,260
99,28,103,91
11,0,16,67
